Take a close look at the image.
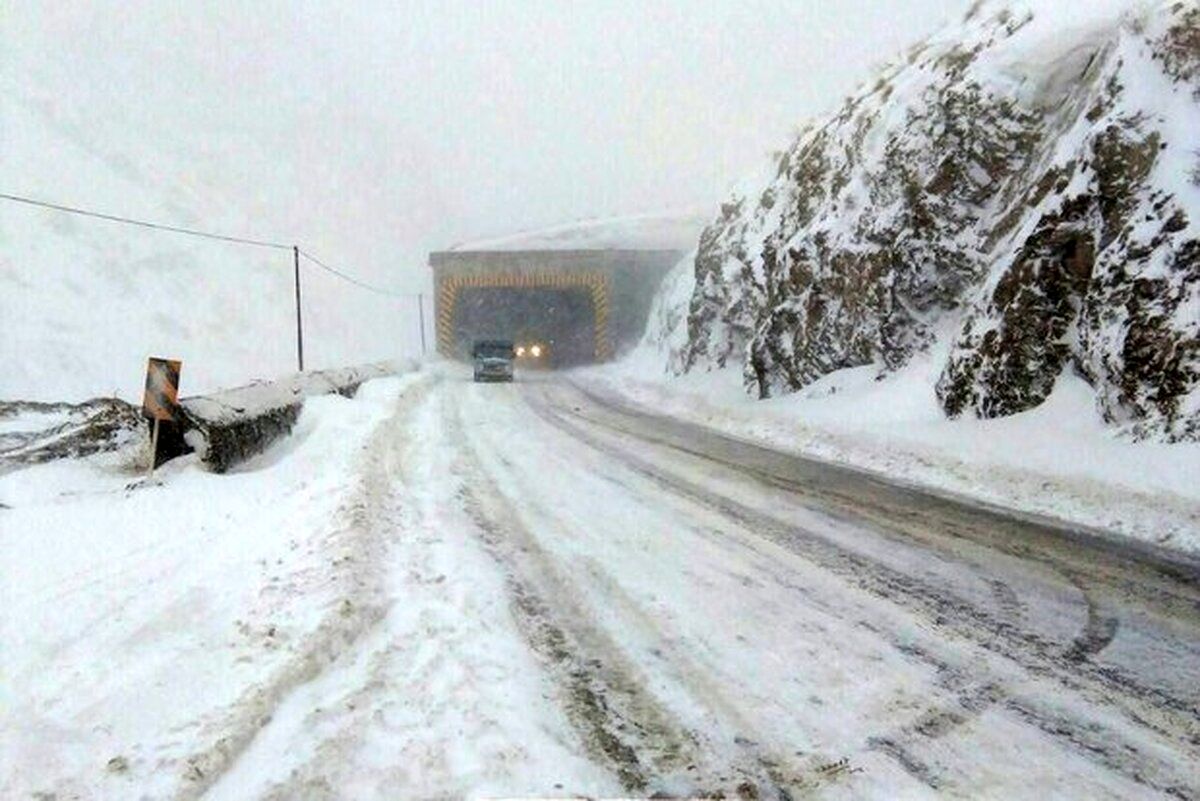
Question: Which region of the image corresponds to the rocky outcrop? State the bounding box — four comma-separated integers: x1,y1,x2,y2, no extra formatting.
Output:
0,398,145,471
939,4,1200,440
938,195,1098,419
663,0,1200,440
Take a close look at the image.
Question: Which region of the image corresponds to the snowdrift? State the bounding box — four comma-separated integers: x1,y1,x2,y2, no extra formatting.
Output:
656,0,1200,441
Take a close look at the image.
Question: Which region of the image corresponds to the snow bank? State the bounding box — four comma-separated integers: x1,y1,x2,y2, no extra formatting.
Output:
0,374,420,799
580,347,1200,554
0,363,416,476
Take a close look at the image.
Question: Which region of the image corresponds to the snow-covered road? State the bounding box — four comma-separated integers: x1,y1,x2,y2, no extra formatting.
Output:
4,366,1199,799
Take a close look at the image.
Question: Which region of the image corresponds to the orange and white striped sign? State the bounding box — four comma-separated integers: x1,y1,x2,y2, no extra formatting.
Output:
142,357,182,421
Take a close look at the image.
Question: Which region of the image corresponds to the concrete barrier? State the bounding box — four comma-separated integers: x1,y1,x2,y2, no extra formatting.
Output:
0,363,408,475
178,362,406,473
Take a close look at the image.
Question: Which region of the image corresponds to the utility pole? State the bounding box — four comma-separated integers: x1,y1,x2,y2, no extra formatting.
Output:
293,245,305,372
418,293,427,355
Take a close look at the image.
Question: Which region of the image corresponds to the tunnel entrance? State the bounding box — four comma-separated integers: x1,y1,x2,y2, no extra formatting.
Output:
453,286,597,367
432,251,682,366
436,271,612,366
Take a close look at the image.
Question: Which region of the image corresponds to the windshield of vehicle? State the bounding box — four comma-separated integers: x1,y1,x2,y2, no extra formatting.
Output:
472,341,514,359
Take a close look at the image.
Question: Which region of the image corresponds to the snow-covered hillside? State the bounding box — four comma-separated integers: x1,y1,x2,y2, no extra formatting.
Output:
0,75,424,403
653,0,1200,442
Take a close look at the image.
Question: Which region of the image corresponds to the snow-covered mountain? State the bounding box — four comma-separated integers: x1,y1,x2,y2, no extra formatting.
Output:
652,0,1199,441
0,74,424,403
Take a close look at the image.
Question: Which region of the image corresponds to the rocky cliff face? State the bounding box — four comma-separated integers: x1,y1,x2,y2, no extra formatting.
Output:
664,0,1200,440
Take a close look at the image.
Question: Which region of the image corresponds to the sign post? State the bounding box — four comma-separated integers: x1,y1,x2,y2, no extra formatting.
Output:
142,357,182,476
418,293,427,355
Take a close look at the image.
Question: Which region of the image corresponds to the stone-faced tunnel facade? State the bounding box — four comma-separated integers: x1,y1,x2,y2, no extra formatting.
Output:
428,249,681,365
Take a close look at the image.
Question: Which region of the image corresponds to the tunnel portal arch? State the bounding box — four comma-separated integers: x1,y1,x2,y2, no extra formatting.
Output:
429,249,682,367
436,271,611,362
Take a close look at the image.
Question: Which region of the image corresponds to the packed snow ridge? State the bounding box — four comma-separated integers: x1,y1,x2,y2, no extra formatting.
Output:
652,0,1200,442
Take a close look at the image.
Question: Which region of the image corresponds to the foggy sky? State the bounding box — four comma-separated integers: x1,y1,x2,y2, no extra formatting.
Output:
6,1,969,292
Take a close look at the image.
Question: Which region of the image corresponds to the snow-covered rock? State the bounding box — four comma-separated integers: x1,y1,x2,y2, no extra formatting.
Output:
0,398,144,471
662,0,1199,441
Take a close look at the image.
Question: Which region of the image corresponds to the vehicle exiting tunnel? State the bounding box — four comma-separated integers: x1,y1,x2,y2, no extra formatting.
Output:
454,285,597,367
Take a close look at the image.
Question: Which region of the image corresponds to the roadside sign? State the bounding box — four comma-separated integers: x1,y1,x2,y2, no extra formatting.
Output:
142,357,181,478
142,357,182,421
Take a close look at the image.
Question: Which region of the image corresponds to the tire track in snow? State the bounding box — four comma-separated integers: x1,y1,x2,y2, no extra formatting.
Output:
449,395,697,793
447,387,795,799
550,383,1056,640
537,387,1198,719
208,380,447,799
526,388,1200,799
170,376,432,800
1063,571,1120,662
567,380,1200,622
567,553,861,798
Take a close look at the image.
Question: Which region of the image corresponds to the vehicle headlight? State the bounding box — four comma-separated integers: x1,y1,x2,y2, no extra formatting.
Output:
530,344,542,358
515,346,526,357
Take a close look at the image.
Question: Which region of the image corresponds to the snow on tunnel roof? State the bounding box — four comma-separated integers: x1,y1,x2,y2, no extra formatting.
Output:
450,211,709,253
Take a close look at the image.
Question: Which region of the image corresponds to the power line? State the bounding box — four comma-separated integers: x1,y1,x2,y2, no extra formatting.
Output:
298,248,413,297
0,190,413,297
2,189,426,372
0,191,291,250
